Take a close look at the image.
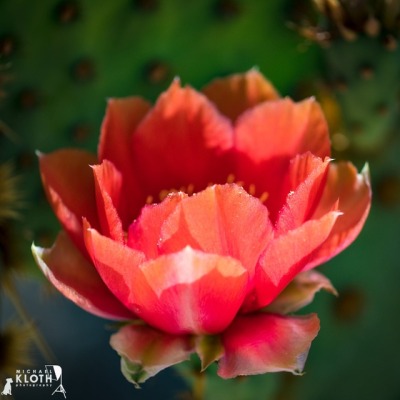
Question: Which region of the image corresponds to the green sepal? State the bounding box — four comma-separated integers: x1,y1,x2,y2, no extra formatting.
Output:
120,356,147,389
195,334,224,372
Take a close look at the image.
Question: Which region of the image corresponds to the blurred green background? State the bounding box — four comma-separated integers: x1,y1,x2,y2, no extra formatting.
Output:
1,1,399,399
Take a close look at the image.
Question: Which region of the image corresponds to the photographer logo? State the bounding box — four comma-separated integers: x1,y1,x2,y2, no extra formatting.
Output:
1,364,66,398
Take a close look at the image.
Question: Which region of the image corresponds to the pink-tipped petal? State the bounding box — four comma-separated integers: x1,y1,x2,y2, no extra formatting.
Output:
276,154,331,234
265,270,337,314
160,184,273,278
32,231,133,320
202,69,280,121
127,192,187,258
132,79,234,195
234,98,331,221
98,97,150,226
92,160,124,243
304,162,371,270
83,220,145,311
244,211,340,311
130,247,248,335
110,324,194,387
39,149,99,253
218,313,320,378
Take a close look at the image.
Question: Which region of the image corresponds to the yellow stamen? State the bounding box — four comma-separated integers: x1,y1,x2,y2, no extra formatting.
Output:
259,192,269,203
226,173,235,183
187,183,195,195
145,195,154,204
248,183,256,196
159,189,170,201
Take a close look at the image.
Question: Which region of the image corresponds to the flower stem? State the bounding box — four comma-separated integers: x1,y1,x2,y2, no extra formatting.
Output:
192,372,205,400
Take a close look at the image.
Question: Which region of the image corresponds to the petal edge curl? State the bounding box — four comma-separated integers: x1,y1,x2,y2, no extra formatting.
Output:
218,313,320,378
110,324,194,387
304,162,371,270
244,210,340,312
32,232,133,320
38,149,99,253
92,160,124,243
265,270,337,314
83,220,145,311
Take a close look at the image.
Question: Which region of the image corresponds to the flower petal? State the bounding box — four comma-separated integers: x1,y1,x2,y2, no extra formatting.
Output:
98,97,150,227
110,324,194,387
130,247,248,335
276,154,331,234
32,231,133,320
92,160,124,243
99,97,151,161
304,162,371,270
160,184,274,278
234,98,331,221
132,79,234,196
202,69,280,121
127,192,187,258
265,270,337,314
244,211,340,311
235,98,330,164
38,149,99,253
218,313,320,378
83,220,145,311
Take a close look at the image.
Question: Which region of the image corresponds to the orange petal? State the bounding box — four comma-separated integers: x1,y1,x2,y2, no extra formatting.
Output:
202,69,280,121
235,97,330,165
39,149,99,253
132,79,234,195
130,247,248,335
265,270,337,314
160,184,273,279
244,211,340,311
234,98,331,222
32,231,133,320
83,220,145,311
99,97,150,160
98,97,150,226
304,162,371,270
218,313,320,378
92,160,124,243
110,324,194,387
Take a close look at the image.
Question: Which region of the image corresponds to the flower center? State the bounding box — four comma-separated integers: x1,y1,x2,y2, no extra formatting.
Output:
145,174,269,205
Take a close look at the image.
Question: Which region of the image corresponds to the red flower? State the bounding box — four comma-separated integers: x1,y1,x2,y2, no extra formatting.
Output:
32,70,371,385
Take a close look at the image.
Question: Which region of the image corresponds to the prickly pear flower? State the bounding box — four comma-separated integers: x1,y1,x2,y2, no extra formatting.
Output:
32,70,371,386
